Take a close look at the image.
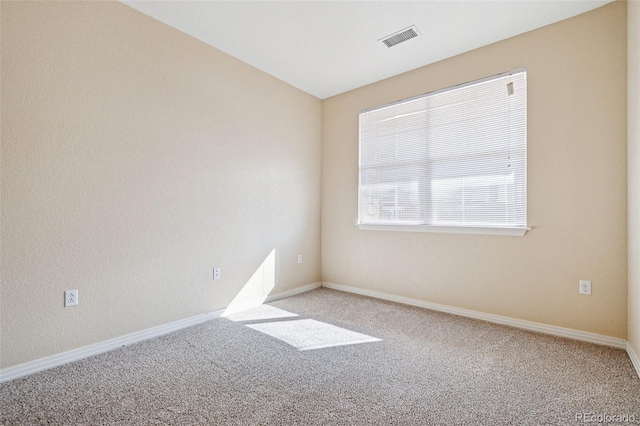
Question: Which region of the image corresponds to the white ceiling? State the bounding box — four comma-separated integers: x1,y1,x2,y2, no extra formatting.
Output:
122,1,613,99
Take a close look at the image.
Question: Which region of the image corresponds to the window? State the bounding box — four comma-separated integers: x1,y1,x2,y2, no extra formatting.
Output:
358,69,527,236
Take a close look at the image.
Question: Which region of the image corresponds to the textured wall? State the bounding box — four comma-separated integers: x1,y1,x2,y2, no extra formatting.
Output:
322,2,627,338
629,0,640,359
0,1,321,369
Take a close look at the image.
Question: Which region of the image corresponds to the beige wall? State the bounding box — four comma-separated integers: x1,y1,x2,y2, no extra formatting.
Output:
0,1,321,369
629,0,640,358
322,2,628,338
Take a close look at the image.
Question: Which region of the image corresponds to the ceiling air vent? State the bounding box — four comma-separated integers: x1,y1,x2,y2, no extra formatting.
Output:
380,25,421,48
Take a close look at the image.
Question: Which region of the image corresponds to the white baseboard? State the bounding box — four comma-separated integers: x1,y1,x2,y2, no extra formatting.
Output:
264,281,321,301
627,342,640,379
321,281,628,350
0,282,321,384
4,281,634,383
221,281,321,316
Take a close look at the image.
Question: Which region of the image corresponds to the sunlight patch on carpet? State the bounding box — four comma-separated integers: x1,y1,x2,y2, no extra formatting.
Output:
223,305,298,322
246,319,381,351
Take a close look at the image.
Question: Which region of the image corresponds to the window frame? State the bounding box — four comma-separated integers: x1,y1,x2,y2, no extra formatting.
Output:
357,69,529,236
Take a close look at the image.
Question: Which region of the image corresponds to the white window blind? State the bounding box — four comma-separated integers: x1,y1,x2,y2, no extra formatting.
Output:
358,69,527,234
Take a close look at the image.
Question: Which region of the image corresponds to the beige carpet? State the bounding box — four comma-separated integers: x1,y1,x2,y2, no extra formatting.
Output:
1,288,639,425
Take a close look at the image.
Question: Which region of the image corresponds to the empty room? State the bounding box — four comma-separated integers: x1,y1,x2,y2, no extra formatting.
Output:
1,0,639,424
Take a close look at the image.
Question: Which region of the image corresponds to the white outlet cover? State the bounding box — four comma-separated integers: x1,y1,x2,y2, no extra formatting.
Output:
579,280,591,295
65,289,78,307
297,255,303,264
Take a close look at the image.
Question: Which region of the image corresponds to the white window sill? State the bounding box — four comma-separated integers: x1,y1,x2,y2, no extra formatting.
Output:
357,223,530,236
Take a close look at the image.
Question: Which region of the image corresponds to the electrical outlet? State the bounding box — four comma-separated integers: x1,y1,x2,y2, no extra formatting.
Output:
65,289,78,307
297,254,303,264
213,267,221,280
579,280,591,295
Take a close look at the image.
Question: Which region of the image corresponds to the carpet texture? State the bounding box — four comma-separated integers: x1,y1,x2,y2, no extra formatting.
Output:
1,288,639,425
